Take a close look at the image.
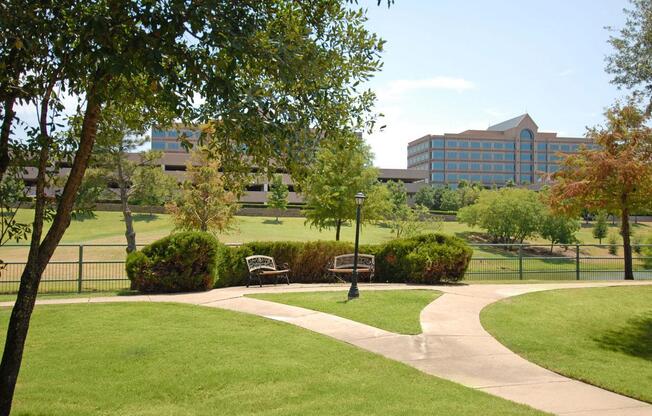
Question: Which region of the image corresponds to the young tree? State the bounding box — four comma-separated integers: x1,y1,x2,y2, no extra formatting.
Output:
539,210,580,252
56,168,108,219
383,180,410,237
0,2,385,412
167,149,239,233
606,0,652,114
0,171,30,251
301,136,382,241
439,187,462,211
129,152,178,217
548,104,652,280
414,185,444,210
592,212,609,244
267,175,289,223
458,188,545,244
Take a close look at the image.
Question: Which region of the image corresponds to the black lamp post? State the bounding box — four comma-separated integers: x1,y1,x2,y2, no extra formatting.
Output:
348,192,365,300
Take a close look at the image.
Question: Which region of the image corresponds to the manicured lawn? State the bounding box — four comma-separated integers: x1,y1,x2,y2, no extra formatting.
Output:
0,303,544,415
248,290,440,334
481,286,652,403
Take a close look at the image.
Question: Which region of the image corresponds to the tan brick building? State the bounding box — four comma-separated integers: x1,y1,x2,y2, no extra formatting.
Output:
407,114,595,187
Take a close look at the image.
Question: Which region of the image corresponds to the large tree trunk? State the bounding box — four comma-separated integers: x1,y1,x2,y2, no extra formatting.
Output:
0,93,101,416
117,157,136,253
0,95,16,181
335,218,341,241
621,206,634,280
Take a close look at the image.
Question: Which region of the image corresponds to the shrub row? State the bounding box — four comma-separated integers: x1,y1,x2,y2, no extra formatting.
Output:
127,232,473,292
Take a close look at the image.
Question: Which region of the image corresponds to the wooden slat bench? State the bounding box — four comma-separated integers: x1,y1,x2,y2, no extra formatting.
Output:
327,254,375,283
245,255,290,287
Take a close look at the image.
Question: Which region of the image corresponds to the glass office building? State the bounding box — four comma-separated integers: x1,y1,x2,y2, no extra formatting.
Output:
151,125,201,152
407,114,595,187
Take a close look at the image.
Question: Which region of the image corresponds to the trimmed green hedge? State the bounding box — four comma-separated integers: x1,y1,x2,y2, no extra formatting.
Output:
126,233,472,292
215,233,471,287
126,231,220,292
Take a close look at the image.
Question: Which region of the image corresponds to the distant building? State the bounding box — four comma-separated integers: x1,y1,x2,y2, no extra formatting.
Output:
407,114,595,187
146,126,428,204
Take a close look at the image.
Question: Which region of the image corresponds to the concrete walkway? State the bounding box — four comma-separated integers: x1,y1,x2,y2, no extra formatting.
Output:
2,281,651,415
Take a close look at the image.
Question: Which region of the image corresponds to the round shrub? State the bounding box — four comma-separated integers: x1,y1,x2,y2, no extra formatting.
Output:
126,231,220,293
375,234,472,283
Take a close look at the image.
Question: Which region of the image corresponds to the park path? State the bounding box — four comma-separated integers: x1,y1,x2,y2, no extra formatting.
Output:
2,281,652,415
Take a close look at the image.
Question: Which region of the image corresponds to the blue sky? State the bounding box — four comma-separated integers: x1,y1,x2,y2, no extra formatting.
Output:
362,0,630,167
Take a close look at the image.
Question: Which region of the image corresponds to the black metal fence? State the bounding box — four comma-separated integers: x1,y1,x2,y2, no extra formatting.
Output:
1,243,651,294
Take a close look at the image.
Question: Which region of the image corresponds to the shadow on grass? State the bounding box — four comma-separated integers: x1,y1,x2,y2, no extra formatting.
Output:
594,312,652,360
131,213,159,223
71,212,98,221
262,219,282,225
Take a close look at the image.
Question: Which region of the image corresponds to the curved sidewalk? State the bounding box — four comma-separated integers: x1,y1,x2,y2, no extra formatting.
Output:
2,281,651,415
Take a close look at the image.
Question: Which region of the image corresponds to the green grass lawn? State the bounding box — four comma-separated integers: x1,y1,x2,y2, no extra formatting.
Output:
481,286,652,403
248,290,440,334
0,303,544,415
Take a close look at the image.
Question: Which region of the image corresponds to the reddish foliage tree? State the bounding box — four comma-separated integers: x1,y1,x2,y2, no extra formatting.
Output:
548,104,652,280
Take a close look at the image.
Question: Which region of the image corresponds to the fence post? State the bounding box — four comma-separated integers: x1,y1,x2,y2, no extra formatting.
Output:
575,244,580,280
518,245,523,280
77,245,84,293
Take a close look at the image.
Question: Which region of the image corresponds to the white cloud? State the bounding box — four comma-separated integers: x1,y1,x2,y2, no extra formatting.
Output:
377,76,475,102
556,68,575,77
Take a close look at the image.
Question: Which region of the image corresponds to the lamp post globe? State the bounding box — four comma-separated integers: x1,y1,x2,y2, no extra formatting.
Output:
348,192,365,300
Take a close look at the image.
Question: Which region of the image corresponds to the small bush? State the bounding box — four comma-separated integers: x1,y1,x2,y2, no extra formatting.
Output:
642,236,652,270
607,232,619,256
126,231,220,293
375,234,472,283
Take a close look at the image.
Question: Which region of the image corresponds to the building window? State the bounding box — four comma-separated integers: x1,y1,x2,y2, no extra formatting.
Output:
459,163,469,170
482,142,492,149
470,142,481,149
482,163,492,171
505,142,516,150
493,142,504,149
471,152,481,160
447,162,458,170
152,141,166,150
494,153,504,161
561,144,570,152
520,153,532,161
431,138,445,148
471,163,481,170
446,140,458,148
520,129,534,140
431,161,444,170
459,151,469,159
446,151,458,159
482,153,492,161
537,154,546,162
167,142,180,150
431,172,445,182
432,150,445,159
505,153,515,161
537,143,547,151
521,142,532,151
458,141,469,148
